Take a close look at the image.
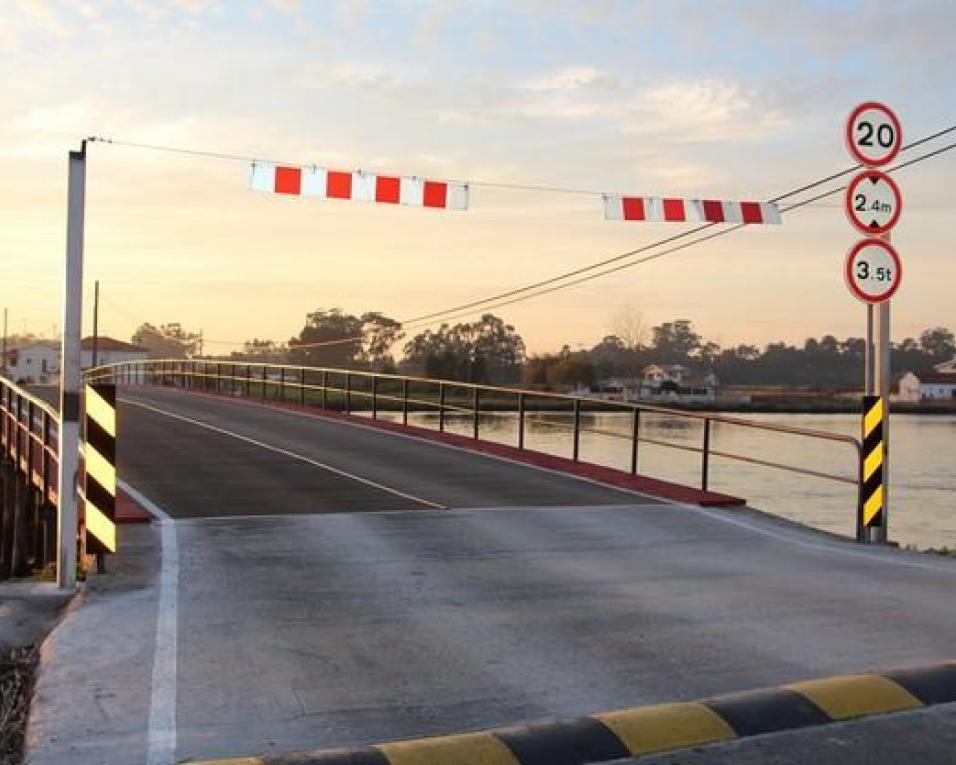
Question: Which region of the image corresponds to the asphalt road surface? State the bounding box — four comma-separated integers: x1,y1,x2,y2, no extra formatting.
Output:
26,386,956,765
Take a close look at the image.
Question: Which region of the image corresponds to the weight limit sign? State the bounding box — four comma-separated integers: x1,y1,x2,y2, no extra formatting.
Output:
845,238,902,304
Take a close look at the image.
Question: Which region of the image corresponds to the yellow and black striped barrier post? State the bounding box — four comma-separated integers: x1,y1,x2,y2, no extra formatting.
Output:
859,395,885,542
84,383,117,554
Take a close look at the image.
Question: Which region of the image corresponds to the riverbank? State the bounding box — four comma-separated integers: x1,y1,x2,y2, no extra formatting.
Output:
643,399,956,415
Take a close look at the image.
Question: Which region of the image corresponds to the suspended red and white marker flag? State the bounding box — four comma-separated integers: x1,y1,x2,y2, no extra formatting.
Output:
603,195,781,224
249,162,469,211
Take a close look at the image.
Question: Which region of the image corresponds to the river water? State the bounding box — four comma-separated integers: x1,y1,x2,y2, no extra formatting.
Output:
378,410,955,550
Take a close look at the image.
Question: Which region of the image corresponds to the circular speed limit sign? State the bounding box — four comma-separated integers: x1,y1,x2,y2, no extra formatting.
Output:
845,238,902,303
846,102,902,167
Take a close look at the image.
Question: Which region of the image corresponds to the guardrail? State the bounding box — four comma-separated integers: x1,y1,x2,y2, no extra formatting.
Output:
90,359,867,538
0,376,60,579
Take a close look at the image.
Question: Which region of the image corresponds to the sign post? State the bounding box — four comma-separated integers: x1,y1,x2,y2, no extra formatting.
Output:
844,102,902,544
57,141,87,588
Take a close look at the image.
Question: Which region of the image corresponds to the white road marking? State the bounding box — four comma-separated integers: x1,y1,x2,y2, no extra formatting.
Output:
121,397,446,510
694,504,956,575
118,479,179,765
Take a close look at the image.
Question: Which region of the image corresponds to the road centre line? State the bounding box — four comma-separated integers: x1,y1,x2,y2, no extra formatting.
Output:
117,479,179,765
121,397,446,510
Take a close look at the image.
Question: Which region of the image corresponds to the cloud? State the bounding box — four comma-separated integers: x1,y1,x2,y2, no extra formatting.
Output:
628,80,788,142
523,66,608,92
439,71,786,147
14,0,70,38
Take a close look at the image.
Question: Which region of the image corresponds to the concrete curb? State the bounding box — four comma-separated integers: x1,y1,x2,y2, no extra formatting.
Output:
190,661,956,765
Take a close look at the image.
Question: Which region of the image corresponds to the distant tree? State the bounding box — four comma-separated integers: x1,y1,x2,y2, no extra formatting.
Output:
650,319,701,362
522,353,596,388
919,326,956,363
287,308,403,369
403,314,525,383
132,322,200,359
611,305,646,351
232,338,287,361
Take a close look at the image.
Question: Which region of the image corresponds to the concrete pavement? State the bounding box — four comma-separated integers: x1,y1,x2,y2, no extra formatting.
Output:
23,386,956,764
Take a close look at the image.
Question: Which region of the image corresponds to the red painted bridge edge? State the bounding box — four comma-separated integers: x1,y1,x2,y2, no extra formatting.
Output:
120,385,746,510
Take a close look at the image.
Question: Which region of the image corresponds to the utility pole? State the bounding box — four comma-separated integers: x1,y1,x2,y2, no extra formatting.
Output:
871,231,892,544
57,142,86,590
2,308,7,377
92,280,100,368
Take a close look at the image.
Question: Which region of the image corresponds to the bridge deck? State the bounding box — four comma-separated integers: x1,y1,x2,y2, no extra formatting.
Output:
118,386,664,515
26,386,956,765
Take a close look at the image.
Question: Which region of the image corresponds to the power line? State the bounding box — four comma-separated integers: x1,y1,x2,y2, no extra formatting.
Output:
391,137,956,330
398,125,956,327
90,125,956,352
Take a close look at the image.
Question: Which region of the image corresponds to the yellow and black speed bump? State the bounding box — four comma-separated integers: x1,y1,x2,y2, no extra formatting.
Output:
196,660,956,765
84,382,117,554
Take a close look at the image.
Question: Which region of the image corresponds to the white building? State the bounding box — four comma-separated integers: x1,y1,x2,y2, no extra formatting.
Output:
642,364,688,385
637,364,716,402
899,371,956,402
2,337,148,385
3,343,60,384
934,356,956,374
82,336,148,369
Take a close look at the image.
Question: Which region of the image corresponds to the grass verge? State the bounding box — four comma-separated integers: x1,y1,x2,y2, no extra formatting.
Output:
0,646,37,765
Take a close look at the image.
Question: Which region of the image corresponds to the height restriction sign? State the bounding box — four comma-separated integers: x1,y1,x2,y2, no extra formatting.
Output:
845,101,902,167
845,169,902,235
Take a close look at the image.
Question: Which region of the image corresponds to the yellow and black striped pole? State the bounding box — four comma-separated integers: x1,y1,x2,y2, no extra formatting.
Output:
84,382,117,554
860,395,885,541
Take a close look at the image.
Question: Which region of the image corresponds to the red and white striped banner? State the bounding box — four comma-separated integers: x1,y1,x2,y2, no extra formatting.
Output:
604,195,781,224
249,162,469,211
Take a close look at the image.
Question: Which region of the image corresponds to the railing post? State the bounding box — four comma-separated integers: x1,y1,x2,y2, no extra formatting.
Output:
345,373,351,414
261,365,267,400
518,392,525,449
402,378,409,425
438,382,445,432
14,394,22,472
472,387,480,439
371,376,378,420
631,408,640,475
701,418,711,491
299,368,306,407
572,398,581,462
245,365,251,397
216,363,221,395
321,370,328,410
280,367,285,402
41,411,50,507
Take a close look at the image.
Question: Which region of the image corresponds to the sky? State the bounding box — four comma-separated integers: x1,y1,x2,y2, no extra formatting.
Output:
0,0,954,355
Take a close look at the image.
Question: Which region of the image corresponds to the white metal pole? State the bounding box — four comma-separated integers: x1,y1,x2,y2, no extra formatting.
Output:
871,230,892,544
865,304,874,396
57,143,86,589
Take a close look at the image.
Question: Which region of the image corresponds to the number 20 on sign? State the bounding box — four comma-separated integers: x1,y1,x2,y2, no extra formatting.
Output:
846,101,902,167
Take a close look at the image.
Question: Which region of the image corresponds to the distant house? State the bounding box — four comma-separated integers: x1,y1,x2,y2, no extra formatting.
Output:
899,371,956,401
642,364,688,385
82,337,148,369
934,356,956,374
3,343,60,384
637,364,716,402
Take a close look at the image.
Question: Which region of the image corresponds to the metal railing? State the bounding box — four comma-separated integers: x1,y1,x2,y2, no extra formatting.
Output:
0,376,60,579
90,359,866,536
